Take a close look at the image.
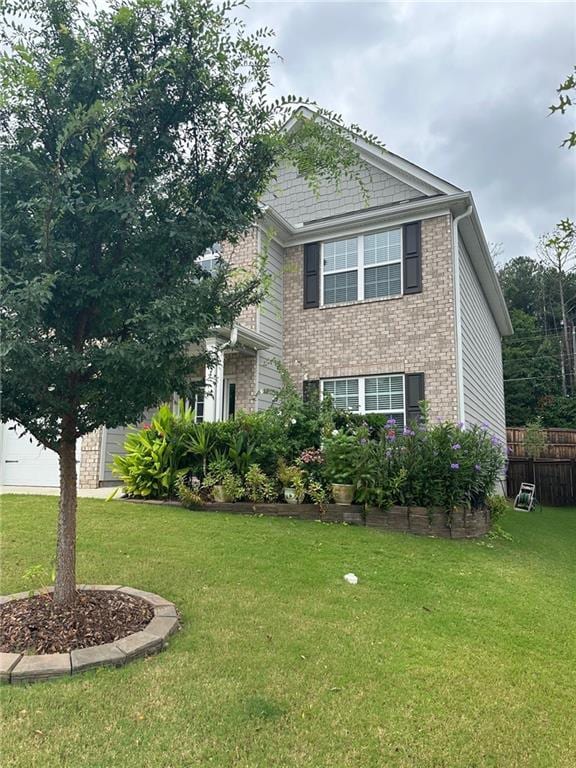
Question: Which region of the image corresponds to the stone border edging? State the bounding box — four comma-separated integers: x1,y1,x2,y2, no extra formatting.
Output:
0,586,179,685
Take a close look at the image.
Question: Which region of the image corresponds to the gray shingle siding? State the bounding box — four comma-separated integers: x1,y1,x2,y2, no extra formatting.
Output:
100,426,128,483
459,239,506,444
261,161,422,226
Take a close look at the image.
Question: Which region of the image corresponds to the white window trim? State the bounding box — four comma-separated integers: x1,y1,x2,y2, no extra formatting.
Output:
197,243,223,274
176,381,206,423
321,374,406,419
320,227,403,307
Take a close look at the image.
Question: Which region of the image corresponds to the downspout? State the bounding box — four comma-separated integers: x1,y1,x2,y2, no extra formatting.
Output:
452,205,473,424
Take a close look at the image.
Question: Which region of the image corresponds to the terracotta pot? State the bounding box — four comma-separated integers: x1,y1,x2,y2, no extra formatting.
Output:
332,483,355,505
212,485,232,503
284,487,304,505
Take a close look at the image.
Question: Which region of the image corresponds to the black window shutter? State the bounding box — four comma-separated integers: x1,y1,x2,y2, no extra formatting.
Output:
303,243,321,309
403,221,422,294
303,379,320,403
405,373,425,424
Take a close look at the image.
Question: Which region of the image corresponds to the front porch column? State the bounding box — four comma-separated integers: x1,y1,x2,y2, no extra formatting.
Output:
204,337,224,422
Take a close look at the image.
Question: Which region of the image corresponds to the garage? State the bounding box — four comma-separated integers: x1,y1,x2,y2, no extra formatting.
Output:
0,421,60,487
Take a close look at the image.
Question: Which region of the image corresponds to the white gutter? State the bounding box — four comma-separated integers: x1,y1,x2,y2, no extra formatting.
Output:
452,205,473,423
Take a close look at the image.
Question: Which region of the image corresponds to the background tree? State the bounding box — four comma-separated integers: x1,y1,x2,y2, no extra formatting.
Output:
537,220,576,396
550,65,576,148
498,249,576,427
0,0,370,604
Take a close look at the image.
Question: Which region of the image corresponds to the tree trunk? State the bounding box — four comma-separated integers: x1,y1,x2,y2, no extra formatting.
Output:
54,421,77,605
557,266,572,393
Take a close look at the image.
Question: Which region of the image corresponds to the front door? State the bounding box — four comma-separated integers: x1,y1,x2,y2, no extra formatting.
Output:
223,379,236,420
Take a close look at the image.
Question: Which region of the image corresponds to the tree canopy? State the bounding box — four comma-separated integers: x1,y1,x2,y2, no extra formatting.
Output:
0,0,370,448
0,0,370,602
498,240,576,427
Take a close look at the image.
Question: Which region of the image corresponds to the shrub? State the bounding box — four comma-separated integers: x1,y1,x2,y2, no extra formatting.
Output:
524,418,547,458
176,475,203,508
219,472,244,502
355,416,506,511
485,494,509,525
112,402,195,498
185,422,218,476
245,464,277,503
307,479,330,512
203,456,234,488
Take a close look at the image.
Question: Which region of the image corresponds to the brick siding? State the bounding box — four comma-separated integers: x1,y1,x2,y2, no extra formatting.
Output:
78,428,102,489
223,353,257,413
282,215,459,420
221,227,260,332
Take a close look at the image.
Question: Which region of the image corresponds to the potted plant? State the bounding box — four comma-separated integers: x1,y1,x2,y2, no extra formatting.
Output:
218,471,244,503
323,430,359,505
204,457,243,503
277,460,305,504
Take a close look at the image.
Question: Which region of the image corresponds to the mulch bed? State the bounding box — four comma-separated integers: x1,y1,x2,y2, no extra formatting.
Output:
0,591,154,655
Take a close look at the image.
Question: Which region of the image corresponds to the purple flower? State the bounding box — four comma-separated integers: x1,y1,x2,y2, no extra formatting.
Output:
450,463,460,470
386,417,396,425
474,464,481,472
490,435,500,446
458,420,465,429
481,421,490,430
403,427,415,437
451,443,461,450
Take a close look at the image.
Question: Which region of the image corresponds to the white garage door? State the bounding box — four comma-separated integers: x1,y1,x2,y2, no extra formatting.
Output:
1,422,60,487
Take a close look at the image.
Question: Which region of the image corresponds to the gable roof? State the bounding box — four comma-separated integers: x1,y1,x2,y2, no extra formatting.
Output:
262,108,512,336
283,105,462,198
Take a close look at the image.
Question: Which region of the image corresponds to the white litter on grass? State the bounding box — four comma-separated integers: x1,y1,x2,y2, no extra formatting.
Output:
344,573,358,585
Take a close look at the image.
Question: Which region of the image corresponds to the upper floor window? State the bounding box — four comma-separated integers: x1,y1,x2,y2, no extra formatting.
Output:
198,243,222,275
322,228,402,305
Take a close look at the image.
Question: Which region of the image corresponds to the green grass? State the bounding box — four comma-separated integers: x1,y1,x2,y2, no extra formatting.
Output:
1,496,575,768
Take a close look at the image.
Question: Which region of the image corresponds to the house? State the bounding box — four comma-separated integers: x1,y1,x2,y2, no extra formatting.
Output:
0,110,513,488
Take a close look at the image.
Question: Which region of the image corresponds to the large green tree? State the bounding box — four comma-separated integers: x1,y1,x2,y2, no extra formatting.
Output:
498,248,576,426
0,0,367,604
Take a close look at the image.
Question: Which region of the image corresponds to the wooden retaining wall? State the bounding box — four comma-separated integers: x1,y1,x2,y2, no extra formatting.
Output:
182,502,491,539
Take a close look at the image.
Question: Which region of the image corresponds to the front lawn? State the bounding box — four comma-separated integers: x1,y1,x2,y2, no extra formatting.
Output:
1,496,575,768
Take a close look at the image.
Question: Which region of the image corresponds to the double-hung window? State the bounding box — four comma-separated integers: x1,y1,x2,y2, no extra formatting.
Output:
322,374,405,426
197,243,222,275
322,228,402,305
322,238,358,304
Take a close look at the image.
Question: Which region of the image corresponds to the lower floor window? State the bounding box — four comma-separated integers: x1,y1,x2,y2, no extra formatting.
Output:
322,374,405,426
194,391,205,423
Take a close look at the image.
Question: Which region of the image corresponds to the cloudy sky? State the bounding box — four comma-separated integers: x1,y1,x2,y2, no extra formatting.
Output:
239,0,575,261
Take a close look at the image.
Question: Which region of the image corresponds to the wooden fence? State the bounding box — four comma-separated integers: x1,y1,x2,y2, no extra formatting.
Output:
506,458,576,506
507,427,576,459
